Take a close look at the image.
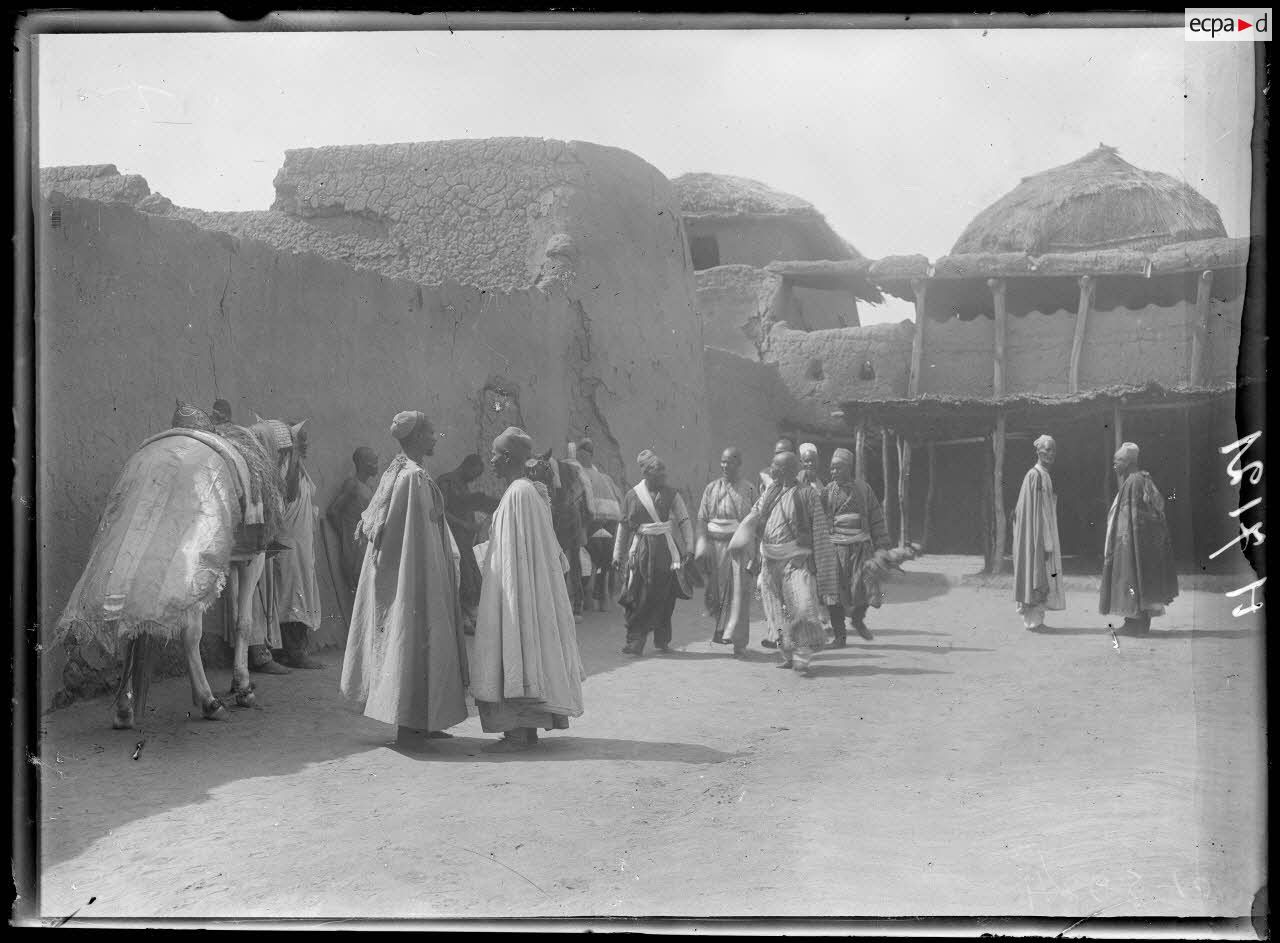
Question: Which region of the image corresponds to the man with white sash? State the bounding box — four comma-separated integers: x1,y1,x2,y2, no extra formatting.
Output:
750,451,840,676
823,447,890,645
695,447,758,656
613,449,694,656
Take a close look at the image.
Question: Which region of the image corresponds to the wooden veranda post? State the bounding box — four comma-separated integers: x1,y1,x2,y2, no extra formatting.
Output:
909,278,928,398
993,412,1008,573
1069,275,1094,394
989,278,1008,397
1190,270,1214,388
897,437,912,549
882,427,896,545
923,442,937,552
1114,405,1124,453
854,420,867,482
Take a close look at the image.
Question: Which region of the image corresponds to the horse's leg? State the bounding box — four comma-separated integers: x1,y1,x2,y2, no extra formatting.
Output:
184,608,227,721
111,636,139,730
131,634,155,718
231,555,263,708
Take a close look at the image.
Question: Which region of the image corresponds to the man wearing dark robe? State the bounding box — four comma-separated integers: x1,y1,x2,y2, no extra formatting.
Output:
436,454,497,636
823,447,890,645
1100,441,1179,634
614,449,694,656
1013,434,1065,631
326,446,380,594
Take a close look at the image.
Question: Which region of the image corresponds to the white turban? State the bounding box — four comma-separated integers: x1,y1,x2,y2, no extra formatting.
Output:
390,410,426,441
1116,441,1140,462
1033,435,1056,452
799,442,819,459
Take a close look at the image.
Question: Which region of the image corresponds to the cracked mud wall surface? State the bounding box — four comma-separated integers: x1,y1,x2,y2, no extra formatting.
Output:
155,138,704,492
763,322,915,429
37,199,579,710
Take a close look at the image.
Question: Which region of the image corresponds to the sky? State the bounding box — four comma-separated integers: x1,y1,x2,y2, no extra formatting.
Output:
35,23,1258,324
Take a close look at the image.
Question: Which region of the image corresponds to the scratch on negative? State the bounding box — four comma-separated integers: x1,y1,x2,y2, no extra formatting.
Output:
448,843,548,897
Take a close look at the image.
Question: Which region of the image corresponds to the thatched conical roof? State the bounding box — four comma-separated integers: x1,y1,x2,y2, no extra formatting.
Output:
672,172,864,261
951,145,1227,256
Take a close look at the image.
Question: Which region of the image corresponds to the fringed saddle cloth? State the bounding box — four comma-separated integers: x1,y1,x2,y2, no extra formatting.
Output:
140,428,266,560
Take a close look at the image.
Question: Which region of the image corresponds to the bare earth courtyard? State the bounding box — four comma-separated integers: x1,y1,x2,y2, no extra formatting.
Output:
37,565,1264,922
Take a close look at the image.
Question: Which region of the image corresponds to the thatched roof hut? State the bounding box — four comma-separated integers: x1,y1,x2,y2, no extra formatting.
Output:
673,172,866,262
951,145,1227,255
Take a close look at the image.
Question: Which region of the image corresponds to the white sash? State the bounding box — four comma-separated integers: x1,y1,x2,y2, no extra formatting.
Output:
632,483,682,571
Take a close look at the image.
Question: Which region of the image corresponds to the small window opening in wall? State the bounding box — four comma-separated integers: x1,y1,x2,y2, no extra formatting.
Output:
859,360,876,381
689,235,720,270
51,208,62,230
806,358,825,381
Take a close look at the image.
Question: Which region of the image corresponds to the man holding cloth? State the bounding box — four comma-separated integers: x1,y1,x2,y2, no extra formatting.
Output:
472,427,585,753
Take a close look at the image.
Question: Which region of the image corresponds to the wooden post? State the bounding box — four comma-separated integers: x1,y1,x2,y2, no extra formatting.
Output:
989,278,1007,397
1102,413,1114,532
1069,275,1094,394
898,437,912,549
993,411,1008,573
983,431,996,572
923,441,937,553
909,278,928,398
854,420,867,482
1190,269,1214,388
882,427,896,545
1114,404,1124,454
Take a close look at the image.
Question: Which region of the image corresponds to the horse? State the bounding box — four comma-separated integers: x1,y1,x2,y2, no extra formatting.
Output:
55,414,307,729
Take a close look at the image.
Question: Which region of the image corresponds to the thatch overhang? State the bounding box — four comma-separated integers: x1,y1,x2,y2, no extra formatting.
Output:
868,236,1254,318
763,258,883,303
838,382,1237,441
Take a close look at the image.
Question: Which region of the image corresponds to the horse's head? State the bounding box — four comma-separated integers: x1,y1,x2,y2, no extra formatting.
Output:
250,414,308,505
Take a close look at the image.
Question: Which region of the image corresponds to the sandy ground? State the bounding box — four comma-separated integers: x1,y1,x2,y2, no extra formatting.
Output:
35,564,1265,922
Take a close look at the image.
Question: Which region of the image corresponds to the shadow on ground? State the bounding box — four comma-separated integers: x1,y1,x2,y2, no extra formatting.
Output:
388,736,743,765
1029,625,1259,640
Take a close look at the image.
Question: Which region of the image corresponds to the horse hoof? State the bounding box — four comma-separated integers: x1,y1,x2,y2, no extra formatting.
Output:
201,698,230,721
112,709,135,730
233,689,258,709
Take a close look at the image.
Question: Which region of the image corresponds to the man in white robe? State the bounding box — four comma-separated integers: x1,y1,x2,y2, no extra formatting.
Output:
1012,434,1065,630
275,421,324,668
472,427,585,753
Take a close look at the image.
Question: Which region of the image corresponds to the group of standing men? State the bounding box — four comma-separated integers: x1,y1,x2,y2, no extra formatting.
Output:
1012,436,1180,634
682,436,898,676
338,414,588,753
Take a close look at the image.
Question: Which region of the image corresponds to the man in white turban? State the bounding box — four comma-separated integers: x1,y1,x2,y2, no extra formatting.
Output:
1100,441,1179,634
798,442,825,489
471,427,585,752
1012,434,1065,630
340,411,469,746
